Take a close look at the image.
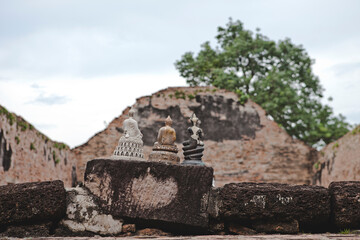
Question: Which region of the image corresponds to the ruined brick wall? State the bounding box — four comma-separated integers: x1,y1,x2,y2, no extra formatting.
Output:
72,87,317,186
314,125,360,187
0,105,76,187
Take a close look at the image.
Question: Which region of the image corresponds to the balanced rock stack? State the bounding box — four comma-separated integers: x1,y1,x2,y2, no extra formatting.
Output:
112,108,205,166
182,113,205,166
112,108,144,161
148,116,180,164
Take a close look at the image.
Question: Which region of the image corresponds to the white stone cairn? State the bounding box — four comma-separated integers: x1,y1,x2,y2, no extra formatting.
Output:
112,108,144,161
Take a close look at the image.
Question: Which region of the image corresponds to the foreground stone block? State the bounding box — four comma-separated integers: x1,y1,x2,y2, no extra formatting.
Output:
0,222,52,238
216,183,330,232
329,181,360,229
84,159,213,228
0,180,66,225
61,187,123,235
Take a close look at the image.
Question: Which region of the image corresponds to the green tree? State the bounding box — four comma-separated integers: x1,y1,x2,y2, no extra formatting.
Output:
175,19,350,146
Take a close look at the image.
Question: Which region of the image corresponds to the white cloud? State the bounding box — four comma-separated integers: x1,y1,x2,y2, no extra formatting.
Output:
0,72,185,147
312,40,360,125
0,0,360,147
30,94,69,105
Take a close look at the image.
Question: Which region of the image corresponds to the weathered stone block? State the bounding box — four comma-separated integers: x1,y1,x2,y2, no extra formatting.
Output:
61,187,123,235
329,181,360,229
0,180,66,225
0,222,52,238
216,183,330,231
84,159,213,229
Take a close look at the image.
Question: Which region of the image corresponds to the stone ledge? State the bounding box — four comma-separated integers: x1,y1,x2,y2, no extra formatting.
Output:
213,183,330,233
0,180,66,225
84,159,214,229
329,181,360,230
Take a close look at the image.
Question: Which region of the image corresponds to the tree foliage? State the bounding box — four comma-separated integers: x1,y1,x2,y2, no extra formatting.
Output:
175,19,350,147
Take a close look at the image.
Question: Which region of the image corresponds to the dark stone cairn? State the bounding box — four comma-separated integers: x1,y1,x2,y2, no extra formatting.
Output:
182,113,205,166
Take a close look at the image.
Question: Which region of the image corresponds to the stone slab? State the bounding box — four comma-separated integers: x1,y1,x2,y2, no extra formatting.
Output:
0,222,52,238
61,187,123,235
0,180,66,225
216,183,330,232
329,181,360,229
84,159,213,229
1,234,360,239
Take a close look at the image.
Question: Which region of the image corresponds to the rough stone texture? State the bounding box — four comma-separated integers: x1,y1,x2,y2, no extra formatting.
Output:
122,224,136,233
252,220,299,234
227,223,256,235
1,234,359,239
72,87,316,187
61,187,123,235
215,183,330,232
0,180,66,225
329,181,360,229
315,126,360,187
0,222,52,238
136,228,172,236
84,158,213,229
0,105,76,187
208,220,225,234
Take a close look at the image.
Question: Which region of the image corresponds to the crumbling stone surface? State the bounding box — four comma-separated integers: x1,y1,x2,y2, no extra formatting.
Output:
72,87,316,187
208,220,225,234
61,187,123,235
0,234,358,239
252,219,299,234
122,224,136,233
136,228,172,236
0,106,76,187
0,180,66,225
329,181,360,229
84,158,213,229
215,183,330,232
227,223,256,235
0,222,52,238
315,127,360,187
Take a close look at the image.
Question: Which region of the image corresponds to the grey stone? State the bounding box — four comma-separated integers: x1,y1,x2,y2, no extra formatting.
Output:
61,187,123,235
0,222,52,238
0,180,66,225
329,181,360,229
84,158,213,229
252,219,299,234
216,183,330,232
227,223,257,235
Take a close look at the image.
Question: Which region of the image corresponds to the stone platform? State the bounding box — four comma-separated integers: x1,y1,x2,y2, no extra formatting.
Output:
84,158,214,229
211,182,331,233
0,180,66,225
1,234,360,239
1,164,360,237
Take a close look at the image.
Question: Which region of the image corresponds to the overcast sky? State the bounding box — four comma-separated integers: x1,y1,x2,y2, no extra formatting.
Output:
0,0,359,148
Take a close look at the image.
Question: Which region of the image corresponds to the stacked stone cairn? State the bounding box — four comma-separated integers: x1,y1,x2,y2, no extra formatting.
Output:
182,113,205,166
112,108,144,161
113,109,205,166
148,115,180,164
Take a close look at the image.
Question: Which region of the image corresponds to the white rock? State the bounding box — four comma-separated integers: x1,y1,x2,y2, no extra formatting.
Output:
61,187,123,235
